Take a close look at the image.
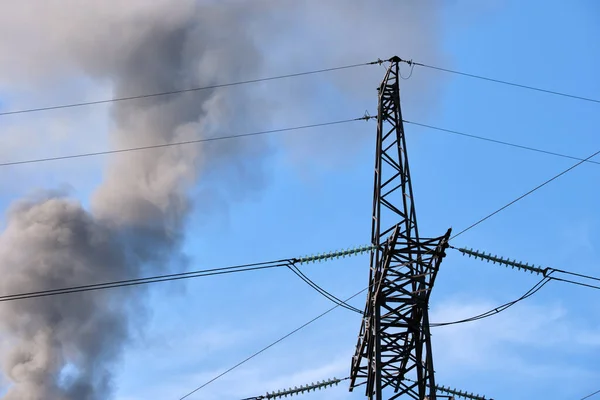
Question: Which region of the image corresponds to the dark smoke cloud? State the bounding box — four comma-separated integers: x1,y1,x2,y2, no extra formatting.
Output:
0,1,449,398
0,1,265,398
0,197,131,399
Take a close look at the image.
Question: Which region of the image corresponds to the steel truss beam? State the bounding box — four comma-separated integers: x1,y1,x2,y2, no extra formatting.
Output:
349,57,451,400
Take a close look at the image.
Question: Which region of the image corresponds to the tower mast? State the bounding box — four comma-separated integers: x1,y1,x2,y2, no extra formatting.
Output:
349,57,451,400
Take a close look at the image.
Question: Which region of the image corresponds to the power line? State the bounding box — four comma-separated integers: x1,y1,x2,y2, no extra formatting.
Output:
0,261,289,302
178,286,368,399
547,276,600,292
581,388,600,400
405,59,600,104
3,115,592,170
430,276,552,327
0,245,374,303
286,263,363,314
404,120,600,166
0,61,378,117
451,147,600,239
363,114,599,168
551,267,600,284
0,117,367,167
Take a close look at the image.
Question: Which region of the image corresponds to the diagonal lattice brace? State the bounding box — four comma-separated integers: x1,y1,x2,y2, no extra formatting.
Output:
350,228,451,399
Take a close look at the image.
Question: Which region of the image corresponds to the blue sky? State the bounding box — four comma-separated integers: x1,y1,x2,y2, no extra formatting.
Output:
0,1,599,400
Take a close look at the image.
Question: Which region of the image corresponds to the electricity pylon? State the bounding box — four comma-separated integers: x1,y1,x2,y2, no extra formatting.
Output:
349,57,451,400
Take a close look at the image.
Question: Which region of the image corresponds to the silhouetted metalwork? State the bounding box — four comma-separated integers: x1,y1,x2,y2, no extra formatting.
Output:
349,57,451,400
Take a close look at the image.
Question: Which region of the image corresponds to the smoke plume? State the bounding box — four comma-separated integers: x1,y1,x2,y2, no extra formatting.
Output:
0,1,263,398
0,0,451,398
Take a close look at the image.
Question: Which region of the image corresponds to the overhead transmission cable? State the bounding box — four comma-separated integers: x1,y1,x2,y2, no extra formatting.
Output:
363,113,599,169
3,55,597,119
0,261,289,302
404,120,600,166
430,275,552,327
178,286,369,400
1,113,593,170
286,262,363,314
0,60,380,117
0,245,375,303
396,57,600,104
450,147,600,239
580,388,600,400
0,117,368,167
547,276,600,291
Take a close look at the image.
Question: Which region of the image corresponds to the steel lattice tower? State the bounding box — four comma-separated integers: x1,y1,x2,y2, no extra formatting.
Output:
349,57,451,400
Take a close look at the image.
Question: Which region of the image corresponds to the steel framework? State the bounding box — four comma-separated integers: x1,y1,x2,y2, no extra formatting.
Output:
349,57,451,400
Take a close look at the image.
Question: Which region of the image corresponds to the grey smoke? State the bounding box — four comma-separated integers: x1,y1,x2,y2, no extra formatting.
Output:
0,196,132,399
0,1,264,398
0,1,448,398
